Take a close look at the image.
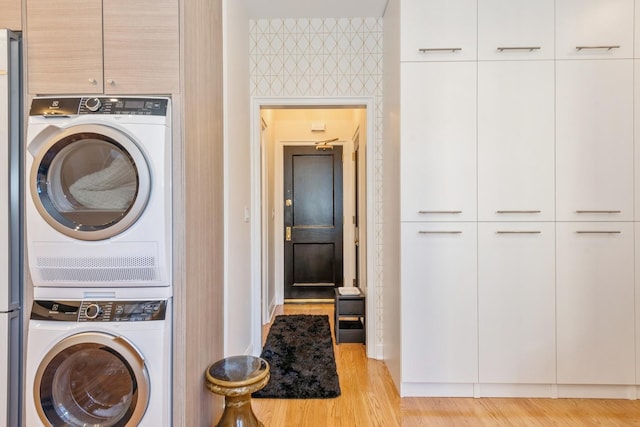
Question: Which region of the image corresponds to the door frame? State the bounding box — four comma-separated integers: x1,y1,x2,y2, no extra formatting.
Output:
250,96,379,359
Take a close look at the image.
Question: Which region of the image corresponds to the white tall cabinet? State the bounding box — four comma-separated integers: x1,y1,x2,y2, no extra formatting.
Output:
399,2,478,394
395,0,640,398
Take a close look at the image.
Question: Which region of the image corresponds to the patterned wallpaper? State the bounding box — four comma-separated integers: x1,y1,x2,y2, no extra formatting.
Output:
249,17,385,352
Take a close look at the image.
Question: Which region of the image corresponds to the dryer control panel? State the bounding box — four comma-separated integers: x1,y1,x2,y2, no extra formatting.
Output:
30,97,169,116
30,299,168,322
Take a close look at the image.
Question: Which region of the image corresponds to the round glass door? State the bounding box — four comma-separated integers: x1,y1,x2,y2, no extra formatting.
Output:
34,332,149,427
30,124,151,241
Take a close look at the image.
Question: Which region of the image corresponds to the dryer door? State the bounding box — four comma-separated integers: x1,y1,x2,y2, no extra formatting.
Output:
29,124,151,241
33,332,150,427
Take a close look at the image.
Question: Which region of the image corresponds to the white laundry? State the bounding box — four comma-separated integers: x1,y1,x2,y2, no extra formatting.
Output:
69,156,137,210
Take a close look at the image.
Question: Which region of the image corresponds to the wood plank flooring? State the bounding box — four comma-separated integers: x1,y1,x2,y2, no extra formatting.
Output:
251,303,640,427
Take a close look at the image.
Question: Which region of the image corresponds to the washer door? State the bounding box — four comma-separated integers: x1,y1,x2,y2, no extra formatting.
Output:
30,124,150,241
34,332,150,427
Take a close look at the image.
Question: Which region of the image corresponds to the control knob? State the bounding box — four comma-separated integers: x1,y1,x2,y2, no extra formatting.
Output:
85,97,102,112
85,303,103,320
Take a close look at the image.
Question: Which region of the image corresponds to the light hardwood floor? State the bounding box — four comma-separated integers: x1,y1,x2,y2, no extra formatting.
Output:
252,303,640,427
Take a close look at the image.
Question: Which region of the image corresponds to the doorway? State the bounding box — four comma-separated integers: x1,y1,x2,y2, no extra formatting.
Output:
283,145,343,300
250,97,376,357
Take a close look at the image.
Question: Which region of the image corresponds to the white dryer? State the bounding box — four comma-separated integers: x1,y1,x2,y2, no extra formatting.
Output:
25,298,171,427
26,97,172,290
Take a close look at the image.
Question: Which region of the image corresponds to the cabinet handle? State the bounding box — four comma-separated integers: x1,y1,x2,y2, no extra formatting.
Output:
575,230,621,234
496,210,541,214
418,230,462,234
418,210,462,214
576,45,620,51
497,46,541,52
88,78,97,85
106,79,116,86
575,210,621,214
418,47,462,53
496,231,541,234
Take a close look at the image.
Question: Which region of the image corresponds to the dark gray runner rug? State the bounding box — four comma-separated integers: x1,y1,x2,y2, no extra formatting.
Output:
253,314,341,399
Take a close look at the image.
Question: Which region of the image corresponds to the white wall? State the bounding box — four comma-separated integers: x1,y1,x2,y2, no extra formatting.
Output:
250,16,385,356
223,0,253,356
382,0,402,387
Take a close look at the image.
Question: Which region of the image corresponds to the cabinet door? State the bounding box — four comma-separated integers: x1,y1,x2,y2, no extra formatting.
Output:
478,222,555,384
103,0,180,94
478,0,554,60
478,61,554,221
401,62,476,222
401,222,477,383
556,60,633,221
556,222,635,385
26,0,103,94
556,0,633,59
0,0,21,31
401,0,477,62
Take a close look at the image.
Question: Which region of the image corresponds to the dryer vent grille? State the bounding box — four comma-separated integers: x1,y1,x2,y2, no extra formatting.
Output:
36,256,158,282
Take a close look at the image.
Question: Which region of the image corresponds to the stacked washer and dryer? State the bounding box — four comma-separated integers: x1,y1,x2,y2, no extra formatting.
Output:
24,96,173,427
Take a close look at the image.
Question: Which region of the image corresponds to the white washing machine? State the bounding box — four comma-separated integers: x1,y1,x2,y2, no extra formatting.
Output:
26,96,172,290
25,298,171,427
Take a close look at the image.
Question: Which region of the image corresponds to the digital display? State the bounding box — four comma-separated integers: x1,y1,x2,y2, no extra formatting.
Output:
125,100,145,109
124,304,144,315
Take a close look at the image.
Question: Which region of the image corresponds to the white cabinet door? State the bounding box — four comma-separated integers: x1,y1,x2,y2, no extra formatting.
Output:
556,0,634,59
478,61,554,221
401,62,477,222
401,222,478,383
478,0,554,60
401,0,477,62
478,222,555,384
556,60,633,221
556,222,635,385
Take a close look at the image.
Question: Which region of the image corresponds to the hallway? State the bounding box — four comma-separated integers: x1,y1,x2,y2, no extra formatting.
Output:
252,304,640,427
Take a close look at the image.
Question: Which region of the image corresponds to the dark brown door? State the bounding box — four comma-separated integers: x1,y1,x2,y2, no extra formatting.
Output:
284,145,343,300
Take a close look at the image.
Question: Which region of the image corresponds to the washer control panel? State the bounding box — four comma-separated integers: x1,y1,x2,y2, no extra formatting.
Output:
31,299,168,322
30,96,169,116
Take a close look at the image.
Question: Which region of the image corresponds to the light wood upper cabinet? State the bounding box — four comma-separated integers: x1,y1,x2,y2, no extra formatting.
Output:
0,0,22,31
103,0,179,94
556,0,634,59
27,0,179,95
478,0,554,60
26,0,103,95
400,0,477,62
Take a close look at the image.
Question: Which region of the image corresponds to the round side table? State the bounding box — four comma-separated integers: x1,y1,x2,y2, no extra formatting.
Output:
205,355,270,427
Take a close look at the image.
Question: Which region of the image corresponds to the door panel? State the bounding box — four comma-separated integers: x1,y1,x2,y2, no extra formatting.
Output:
284,146,343,299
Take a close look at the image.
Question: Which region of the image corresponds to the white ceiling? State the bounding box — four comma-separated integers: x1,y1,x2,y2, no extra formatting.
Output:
245,0,388,19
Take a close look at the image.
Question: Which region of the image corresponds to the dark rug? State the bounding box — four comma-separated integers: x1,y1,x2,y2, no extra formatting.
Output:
253,314,341,399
